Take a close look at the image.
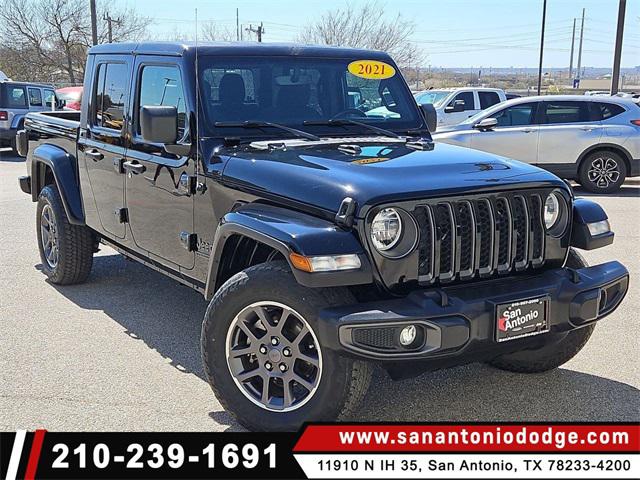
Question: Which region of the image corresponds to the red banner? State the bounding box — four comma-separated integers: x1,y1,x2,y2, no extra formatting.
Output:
294,424,640,452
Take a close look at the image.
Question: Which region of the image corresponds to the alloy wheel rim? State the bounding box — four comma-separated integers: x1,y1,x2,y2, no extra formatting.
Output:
40,204,59,268
587,157,620,189
225,301,322,412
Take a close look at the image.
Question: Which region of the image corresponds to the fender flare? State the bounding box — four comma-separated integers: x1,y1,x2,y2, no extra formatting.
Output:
31,143,85,225
204,203,372,299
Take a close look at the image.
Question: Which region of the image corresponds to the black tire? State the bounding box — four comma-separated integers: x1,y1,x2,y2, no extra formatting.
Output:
578,150,627,193
36,184,94,284
487,249,595,373
201,261,372,431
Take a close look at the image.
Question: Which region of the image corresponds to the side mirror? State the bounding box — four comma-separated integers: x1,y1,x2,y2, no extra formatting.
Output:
445,99,465,113
473,117,498,131
140,105,178,144
55,99,66,110
419,103,438,133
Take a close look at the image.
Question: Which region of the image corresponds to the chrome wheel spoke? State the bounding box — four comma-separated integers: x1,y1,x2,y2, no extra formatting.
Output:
237,320,259,343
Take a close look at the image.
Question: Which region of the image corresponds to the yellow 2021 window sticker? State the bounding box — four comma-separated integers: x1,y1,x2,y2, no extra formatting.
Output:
348,60,396,80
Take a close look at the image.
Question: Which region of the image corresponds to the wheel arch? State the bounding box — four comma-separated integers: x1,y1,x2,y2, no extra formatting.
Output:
204,204,372,299
577,143,632,176
31,144,85,225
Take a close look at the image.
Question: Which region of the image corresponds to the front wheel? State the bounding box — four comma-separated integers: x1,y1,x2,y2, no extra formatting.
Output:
201,261,372,431
487,249,595,373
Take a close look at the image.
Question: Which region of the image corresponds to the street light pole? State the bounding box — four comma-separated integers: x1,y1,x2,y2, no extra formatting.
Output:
536,0,547,95
610,0,626,95
89,0,98,46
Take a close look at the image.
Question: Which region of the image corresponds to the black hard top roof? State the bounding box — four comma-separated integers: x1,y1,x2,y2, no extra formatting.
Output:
88,41,391,60
0,80,54,88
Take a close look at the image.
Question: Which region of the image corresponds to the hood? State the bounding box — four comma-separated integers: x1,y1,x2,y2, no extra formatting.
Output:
219,140,567,217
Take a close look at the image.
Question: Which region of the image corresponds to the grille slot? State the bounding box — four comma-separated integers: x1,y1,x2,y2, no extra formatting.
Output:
414,192,547,285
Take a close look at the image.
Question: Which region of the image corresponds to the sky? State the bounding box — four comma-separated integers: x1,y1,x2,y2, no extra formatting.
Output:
115,0,640,68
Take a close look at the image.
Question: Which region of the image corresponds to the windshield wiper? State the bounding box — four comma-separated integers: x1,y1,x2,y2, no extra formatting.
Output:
303,118,400,139
214,120,320,142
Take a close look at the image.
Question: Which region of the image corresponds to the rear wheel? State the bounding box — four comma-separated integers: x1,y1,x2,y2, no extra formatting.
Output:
578,150,626,193
201,261,372,431
37,185,94,284
487,249,595,373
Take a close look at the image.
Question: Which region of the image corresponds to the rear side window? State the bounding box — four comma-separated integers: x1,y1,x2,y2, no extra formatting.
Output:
28,88,43,106
450,91,475,111
137,65,187,138
478,91,501,110
543,101,589,124
1,85,27,108
93,63,128,130
594,102,626,120
492,102,537,127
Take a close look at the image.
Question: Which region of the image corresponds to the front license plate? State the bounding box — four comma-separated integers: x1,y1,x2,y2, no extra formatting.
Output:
496,297,549,342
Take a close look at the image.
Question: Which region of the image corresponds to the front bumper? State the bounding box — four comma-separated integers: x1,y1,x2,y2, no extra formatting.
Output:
317,261,628,367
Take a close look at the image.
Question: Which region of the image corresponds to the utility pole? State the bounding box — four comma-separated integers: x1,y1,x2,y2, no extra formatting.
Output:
236,8,240,41
536,0,547,95
576,8,585,85
610,0,626,94
89,0,98,46
245,22,264,42
569,18,576,80
103,12,121,43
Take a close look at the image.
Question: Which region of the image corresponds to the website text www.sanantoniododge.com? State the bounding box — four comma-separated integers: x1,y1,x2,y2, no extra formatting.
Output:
338,427,631,450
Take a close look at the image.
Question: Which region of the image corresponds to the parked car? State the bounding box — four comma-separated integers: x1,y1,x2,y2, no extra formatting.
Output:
16,43,628,431
505,92,522,100
434,95,640,193
414,87,507,128
1,80,59,152
56,86,83,111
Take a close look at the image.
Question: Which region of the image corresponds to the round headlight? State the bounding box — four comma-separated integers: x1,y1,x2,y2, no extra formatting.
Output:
371,208,402,251
544,193,561,230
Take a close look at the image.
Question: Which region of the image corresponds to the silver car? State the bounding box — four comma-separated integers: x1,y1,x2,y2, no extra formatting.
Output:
434,95,640,193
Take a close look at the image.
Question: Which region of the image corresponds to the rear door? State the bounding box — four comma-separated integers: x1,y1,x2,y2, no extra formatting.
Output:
78,56,131,239
536,100,602,166
123,57,195,269
469,101,540,163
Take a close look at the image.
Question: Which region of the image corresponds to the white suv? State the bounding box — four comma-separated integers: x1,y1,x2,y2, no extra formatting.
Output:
434,95,640,193
414,87,506,128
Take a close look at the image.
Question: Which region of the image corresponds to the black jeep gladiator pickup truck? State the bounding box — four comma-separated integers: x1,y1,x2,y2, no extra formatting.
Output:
16,42,629,431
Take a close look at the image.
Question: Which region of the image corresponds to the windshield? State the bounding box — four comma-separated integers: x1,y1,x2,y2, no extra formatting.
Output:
414,90,449,107
199,56,423,138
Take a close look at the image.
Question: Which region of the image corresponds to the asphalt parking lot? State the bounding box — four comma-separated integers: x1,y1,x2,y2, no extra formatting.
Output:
1,147,638,431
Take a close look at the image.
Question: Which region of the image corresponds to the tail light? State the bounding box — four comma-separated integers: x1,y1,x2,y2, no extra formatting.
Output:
631,119,640,127
0,111,8,121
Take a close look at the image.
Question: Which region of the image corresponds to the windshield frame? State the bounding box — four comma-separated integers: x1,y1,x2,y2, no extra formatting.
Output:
197,54,429,141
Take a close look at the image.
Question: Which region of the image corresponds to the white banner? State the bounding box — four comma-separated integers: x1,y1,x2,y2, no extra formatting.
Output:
294,453,639,479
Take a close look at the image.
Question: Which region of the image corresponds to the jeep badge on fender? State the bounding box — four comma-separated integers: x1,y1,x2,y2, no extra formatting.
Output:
16,42,629,431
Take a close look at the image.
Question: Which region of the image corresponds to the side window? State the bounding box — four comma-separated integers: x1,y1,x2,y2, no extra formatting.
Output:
93,62,128,130
7,87,27,107
449,91,475,111
492,102,536,127
138,65,187,138
28,88,42,107
543,101,589,124
596,102,625,120
478,91,500,110
43,89,55,108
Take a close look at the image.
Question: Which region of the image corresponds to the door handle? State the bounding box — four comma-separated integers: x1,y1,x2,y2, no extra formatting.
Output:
581,127,596,131
86,149,104,161
522,128,535,133
122,161,146,174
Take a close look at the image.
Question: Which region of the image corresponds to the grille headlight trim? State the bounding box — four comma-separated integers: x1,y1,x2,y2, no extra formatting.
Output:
371,208,403,251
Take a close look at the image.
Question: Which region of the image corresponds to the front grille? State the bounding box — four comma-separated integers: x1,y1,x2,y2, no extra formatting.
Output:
413,192,547,284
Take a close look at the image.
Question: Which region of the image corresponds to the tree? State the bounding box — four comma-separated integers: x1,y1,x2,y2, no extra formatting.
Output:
298,1,422,67
0,0,149,84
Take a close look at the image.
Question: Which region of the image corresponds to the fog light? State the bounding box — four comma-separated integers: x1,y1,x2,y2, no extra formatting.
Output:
587,220,611,236
399,325,417,346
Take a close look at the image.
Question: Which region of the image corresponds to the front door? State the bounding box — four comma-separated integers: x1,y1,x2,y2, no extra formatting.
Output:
124,59,195,269
441,90,476,126
79,57,131,238
470,101,540,164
